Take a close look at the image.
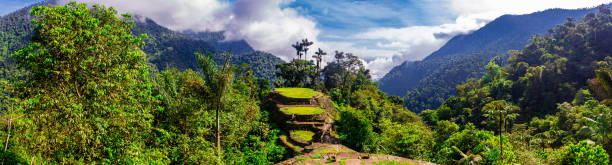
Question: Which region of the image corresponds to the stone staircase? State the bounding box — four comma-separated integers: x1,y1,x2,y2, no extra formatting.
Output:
269,88,339,153
269,88,434,165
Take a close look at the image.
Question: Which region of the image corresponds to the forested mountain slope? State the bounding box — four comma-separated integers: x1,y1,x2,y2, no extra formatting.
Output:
182,31,255,55
0,1,284,80
378,6,603,112
0,1,609,164
420,6,612,163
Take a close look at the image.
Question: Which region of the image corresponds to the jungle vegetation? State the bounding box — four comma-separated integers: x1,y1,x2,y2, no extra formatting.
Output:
0,1,609,165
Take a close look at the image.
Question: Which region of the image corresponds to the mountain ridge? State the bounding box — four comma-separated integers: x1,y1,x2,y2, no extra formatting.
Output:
378,5,605,111
0,1,285,80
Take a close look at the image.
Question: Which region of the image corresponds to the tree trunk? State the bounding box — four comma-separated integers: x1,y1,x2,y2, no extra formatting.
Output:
217,51,232,163
216,101,221,160
499,112,504,164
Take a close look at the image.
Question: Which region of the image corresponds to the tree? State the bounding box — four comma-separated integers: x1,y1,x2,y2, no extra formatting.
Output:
275,39,318,88
291,42,303,60
300,39,314,61
11,2,158,163
334,51,345,63
195,51,234,163
482,100,519,163
275,59,316,88
312,48,326,89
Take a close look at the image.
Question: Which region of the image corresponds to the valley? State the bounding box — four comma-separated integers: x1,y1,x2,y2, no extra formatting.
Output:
0,1,610,165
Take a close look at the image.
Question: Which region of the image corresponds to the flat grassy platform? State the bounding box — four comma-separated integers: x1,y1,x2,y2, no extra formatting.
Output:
275,88,319,99
280,106,325,115
291,130,315,142
280,135,303,152
311,144,357,154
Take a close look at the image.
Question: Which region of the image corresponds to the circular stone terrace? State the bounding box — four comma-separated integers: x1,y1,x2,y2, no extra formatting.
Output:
271,88,435,165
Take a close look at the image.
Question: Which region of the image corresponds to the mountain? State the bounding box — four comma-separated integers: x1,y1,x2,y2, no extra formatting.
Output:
378,6,602,112
0,1,284,80
182,31,255,55
131,18,283,80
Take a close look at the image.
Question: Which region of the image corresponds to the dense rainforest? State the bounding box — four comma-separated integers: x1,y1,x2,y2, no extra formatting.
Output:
378,6,604,112
0,1,610,165
0,0,284,81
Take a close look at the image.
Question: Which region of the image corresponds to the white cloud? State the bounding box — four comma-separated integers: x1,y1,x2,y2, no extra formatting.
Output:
350,16,487,79
58,0,320,61
55,0,612,80
448,0,611,20
353,0,612,80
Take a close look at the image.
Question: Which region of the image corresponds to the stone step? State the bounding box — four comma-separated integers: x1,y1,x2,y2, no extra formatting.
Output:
279,134,304,153
289,130,315,146
287,121,326,125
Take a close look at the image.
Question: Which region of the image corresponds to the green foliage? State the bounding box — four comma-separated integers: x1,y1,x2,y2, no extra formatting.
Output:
0,150,27,165
323,52,371,105
572,89,595,105
434,120,460,144
3,1,611,165
150,66,287,164
275,59,317,88
436,123,516,164
0,2,284,82
332,79,433,160
380,7,598,111
9,2,161,163
378,119,434,160
481,100,519,133
150,69,216,163
0,2,288,164
423,6,612,164
228,128,288,165
562,141,609,165
335,106,376,151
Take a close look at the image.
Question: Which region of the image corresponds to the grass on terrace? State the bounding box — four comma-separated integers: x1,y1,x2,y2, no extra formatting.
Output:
280,106,325,115
290,130,315,142
311,144,356,154
275,88,319,99
280,135,303,151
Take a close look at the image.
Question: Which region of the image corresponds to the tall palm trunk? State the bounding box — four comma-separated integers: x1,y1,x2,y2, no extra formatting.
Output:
499,110,504,164
217,51,232,162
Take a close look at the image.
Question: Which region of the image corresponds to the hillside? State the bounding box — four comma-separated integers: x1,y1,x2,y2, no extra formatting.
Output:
268,88,434,165
132,18,284,80
0,1,609,164
182,31,255,55
378,6,601,111
0,1,284,80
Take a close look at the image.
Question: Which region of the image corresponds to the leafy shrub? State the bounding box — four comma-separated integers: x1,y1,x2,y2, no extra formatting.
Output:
562,141,609,165
335,106,376,151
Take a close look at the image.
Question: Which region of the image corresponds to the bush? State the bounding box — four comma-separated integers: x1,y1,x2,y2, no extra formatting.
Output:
335,106,376,151
562,141,609,165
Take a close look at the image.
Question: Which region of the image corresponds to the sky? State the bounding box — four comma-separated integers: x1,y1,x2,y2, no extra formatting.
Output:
2,0,612,79
0,0,41,15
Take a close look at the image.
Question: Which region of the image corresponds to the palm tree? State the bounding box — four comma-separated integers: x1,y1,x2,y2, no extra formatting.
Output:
301,39,314,61
334,51,345,63
313,48,327,88
482,100,519,164
292,42,303,59
195,51,235,163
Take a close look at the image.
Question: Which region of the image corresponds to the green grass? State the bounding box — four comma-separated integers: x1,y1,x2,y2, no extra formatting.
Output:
373,160,418,165
280,106,325,115
291,130,315,142
275,88,319,99
279,135,303,151
312,144,356,154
